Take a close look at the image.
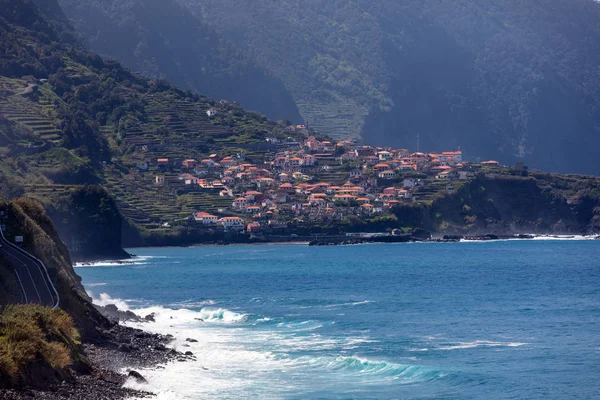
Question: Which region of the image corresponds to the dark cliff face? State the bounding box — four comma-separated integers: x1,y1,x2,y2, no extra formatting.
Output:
45,186,130,262
57,0,303,123
393,175,600,235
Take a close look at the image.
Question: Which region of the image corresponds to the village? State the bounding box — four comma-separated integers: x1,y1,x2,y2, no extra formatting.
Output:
149,125,505,234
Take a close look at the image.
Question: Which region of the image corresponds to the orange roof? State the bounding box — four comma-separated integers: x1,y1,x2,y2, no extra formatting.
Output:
157,158,169,162
357,197,370,201
235,197,247,201
195,212,216,217
361,204,374,208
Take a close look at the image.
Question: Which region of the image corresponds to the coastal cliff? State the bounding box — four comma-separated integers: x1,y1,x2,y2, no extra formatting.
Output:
393,174,600,235
0,196,184,399
44,186,130,262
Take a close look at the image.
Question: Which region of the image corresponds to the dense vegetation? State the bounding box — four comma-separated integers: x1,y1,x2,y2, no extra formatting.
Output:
0,0,306,255
168,0,600,174
57,0,302,123
0,305,80,388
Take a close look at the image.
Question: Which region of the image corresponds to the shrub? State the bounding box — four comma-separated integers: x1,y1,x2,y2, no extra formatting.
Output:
0,305,79,385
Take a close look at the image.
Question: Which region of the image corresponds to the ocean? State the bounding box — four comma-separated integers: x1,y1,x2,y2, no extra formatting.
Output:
75,239,600,399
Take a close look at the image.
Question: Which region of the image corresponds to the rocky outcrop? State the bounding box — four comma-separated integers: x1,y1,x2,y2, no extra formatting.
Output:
44,186,130,262
392,175,600,235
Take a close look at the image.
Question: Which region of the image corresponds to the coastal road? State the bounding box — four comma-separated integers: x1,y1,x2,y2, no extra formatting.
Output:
0,228,59,308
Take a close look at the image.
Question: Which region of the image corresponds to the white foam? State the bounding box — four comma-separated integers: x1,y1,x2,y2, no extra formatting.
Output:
437,340,527,350
89,292,131,311
323,300,375,308
75,255,163,268
115,302,433,400
460,235,597,243
531,235,597,241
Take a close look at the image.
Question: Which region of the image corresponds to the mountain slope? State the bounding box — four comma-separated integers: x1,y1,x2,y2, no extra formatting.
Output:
57,0,302,123
176,0,600,174
0,0,303,253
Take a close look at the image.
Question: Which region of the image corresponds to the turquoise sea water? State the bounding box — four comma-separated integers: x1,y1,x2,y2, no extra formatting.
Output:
76,240,600,399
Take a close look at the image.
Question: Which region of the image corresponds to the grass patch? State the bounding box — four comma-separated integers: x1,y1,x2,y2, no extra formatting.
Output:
0,305,79,386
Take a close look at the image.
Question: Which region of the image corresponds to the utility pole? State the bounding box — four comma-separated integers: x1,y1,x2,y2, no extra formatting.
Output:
416,133,420,153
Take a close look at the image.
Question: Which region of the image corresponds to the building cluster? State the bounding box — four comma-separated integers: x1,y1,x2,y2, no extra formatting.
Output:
151,133,501,233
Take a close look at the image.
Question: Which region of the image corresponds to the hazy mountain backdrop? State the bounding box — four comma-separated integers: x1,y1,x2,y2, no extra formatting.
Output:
44,1,600,173
57,0,302,123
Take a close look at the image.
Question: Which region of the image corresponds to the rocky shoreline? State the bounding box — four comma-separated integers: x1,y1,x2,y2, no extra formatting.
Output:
307,233,600,246
1,306,193,400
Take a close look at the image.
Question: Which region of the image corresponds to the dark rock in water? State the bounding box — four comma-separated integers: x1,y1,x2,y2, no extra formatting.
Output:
443,235,463,241
118,343,133,353
185,351,194,356
154,344,167,351
411,228,432,240
104,304,118,313
124,310,139,320
144,313,156,322
96,304,143,323
194,318,204,322
514,234,535,239
186,338,198,343
128,370,148,384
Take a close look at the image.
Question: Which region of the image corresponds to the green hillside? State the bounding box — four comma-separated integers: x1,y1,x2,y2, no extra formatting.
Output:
0,0,302,239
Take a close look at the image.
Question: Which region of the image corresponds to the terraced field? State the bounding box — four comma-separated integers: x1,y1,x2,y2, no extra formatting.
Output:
0,90,62,144
0,76,305,230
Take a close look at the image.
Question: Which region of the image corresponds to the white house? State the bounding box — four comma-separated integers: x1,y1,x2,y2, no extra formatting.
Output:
220,217,245,230
378,170,396,179
233,197,248,209
207,108,217,118
194,212,219,225
378,151,392,161
302,154,316,166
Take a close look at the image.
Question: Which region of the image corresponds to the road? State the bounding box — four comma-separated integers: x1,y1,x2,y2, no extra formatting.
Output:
0,228,59,308
10,83,38,97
